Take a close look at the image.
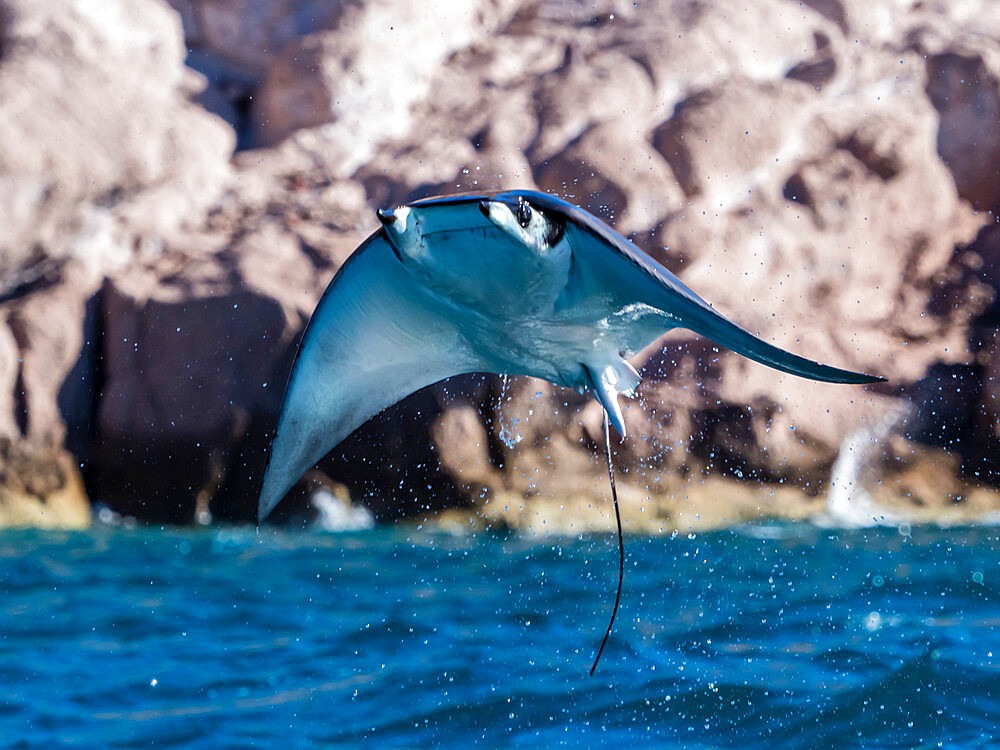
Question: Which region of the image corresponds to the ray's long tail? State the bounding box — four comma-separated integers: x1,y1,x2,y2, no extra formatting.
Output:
590,412,624,676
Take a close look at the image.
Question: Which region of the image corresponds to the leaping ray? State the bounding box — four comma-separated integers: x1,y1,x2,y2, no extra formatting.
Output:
256,190,884,670
259,190,882,521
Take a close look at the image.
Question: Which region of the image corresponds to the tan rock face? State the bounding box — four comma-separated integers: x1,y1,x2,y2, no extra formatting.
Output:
0,444,90,529
3,0,1000,526
0,0,233,285
0,0,234,524
254,1,518,161
167,0,347,72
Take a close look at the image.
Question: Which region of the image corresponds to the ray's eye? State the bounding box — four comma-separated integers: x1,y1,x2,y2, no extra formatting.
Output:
546,220,565,246
516,199,532,228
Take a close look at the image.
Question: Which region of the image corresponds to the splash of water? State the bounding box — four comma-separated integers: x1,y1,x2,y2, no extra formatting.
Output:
823,409,906,528
498,374,523,449
311,488,374,532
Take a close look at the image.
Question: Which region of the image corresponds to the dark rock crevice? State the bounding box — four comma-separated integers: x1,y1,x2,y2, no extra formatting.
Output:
925,52,1000,212
57,289,103,462
651,96,706,198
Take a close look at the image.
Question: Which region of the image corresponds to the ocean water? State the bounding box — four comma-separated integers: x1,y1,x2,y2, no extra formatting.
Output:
1,523,998,748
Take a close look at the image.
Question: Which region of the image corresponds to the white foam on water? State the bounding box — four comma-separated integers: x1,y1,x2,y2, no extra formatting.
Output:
820,409,908,529
311,489,374,532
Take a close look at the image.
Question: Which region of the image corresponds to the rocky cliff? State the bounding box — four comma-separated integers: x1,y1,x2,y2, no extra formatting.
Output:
1,0,998,528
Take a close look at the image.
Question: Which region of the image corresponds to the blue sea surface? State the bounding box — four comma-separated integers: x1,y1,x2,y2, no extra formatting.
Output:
1,522,998,748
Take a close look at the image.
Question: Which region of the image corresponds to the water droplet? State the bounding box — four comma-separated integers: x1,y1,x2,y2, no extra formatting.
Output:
498,375,523,448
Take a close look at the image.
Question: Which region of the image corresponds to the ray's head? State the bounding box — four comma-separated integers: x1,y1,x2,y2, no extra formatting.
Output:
478,195,564,253
373,193,571,319
375,193,565,258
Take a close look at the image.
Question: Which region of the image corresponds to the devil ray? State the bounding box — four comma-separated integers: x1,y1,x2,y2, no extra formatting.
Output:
258,190,882,521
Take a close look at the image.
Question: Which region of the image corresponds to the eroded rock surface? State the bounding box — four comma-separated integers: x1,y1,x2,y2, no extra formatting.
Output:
2,0,1000,527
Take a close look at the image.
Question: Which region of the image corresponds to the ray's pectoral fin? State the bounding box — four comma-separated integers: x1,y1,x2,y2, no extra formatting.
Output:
584,357,641,438
663,292,886,385
257,230,478,522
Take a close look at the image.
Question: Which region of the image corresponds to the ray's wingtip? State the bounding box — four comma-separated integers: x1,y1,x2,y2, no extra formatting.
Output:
850,371,888,385
257,487,278,525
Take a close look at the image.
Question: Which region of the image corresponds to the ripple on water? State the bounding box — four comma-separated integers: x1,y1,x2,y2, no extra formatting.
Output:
0,524,996,748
